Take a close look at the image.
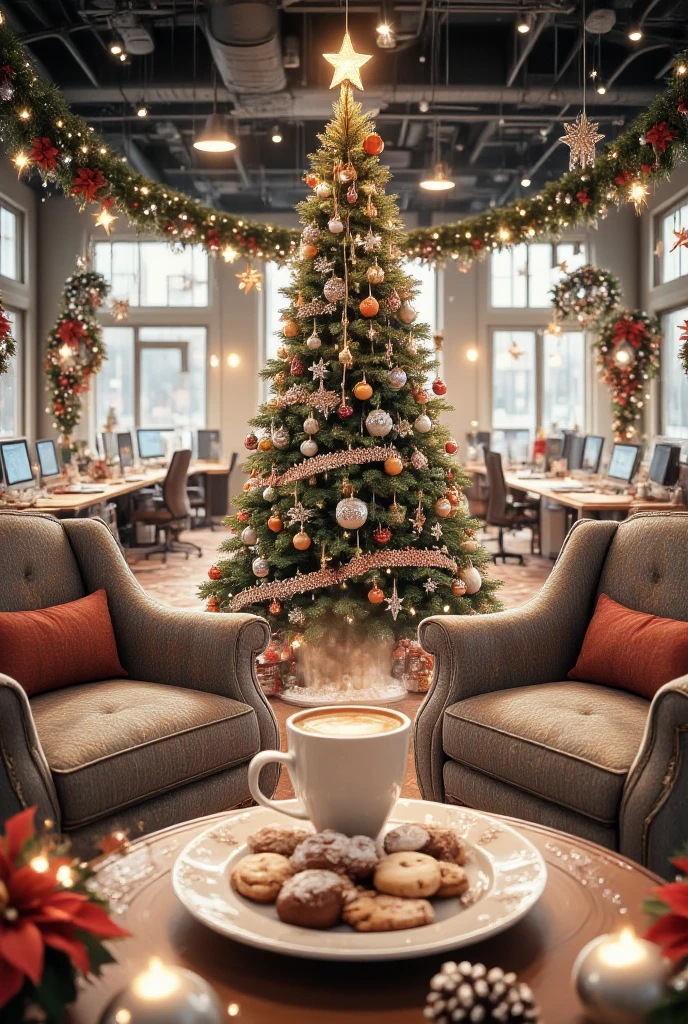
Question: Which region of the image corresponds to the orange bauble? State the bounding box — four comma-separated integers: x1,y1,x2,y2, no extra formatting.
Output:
451,578,467,597
384,455,404,476
268,513,284,533
283,320,299,338
207,596,220,612
305,172,319,188
359,295,380,318
363,133,384,156
258,437,273,452
208,565,222,581
293,530,312,550
353,378,373,401
303,243,319,259
368,584,385,604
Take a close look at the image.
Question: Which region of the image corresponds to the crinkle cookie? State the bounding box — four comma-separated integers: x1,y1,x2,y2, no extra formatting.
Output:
276,869,346,929
247,825,312,857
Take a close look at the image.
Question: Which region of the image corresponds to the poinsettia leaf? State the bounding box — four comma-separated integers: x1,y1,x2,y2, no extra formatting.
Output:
32,949,78,1023
76,928,116,975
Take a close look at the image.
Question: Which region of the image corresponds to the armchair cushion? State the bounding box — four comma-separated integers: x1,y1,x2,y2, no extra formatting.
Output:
0,589,127,697
443,682,649,823
568,593,688,699
30,679,260,828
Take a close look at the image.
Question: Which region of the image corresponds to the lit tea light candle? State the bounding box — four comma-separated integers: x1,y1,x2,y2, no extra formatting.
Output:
100,958,223,1024
573,928,671,1024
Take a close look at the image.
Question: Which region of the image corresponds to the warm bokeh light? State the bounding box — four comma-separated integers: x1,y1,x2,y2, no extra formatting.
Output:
227,353,241,368
132,959,180,1001
466,347,479,362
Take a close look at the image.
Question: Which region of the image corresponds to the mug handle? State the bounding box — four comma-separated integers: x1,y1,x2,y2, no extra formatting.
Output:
248,750,309,820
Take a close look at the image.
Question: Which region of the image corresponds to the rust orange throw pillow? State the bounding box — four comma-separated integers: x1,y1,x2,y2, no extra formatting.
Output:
0,589,127,697
568,593,688,699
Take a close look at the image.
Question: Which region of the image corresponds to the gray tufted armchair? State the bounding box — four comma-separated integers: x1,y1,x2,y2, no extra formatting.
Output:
415,512,688,879
0,512,280,856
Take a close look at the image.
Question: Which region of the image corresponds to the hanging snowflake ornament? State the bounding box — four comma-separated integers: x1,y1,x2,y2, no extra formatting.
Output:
110,298,129,321
287,502,316,528
236,264,263,293
297,299,337,320
313,255,336,274
385,577,404,622
363,227,382,252
310,380,339,419
288,607,306,625
409,494,427,535
559,112,604,170
430,522,443,541
423,578,438,594
309,358,329,380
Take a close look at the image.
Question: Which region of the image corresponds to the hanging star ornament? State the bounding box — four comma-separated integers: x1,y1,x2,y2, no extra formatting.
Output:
236,264,263,294
111,298,129,321
671,228,688,251
559,112,605,171
430,522,443,541
323,32,372,91
309,358,329,380
94,206,117,235
385,578,404,622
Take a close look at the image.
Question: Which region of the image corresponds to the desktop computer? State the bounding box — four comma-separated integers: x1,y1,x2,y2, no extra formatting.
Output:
649,442,681,488
581,435,604,474
607,443,642,488
101,432,118,461
137,428,166,461
117,431,136,470
566,435,585,472
0,438,34,492
36,439,61,485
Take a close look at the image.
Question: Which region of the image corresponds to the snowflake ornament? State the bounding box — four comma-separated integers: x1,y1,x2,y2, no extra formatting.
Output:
423,578,438,594
287,502,316,528
559,112,604,171
385,578,404,622
309,358,329,381
430,522,443,541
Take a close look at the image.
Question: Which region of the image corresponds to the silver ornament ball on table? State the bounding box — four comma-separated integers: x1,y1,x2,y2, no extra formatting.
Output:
365,408,394,437
335,497,368,530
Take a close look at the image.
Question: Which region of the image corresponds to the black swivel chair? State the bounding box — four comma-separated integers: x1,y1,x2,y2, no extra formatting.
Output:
484,450,540,563
130,450,202,561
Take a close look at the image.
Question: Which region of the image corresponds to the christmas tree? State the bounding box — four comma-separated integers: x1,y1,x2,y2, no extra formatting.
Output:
200,35,500,666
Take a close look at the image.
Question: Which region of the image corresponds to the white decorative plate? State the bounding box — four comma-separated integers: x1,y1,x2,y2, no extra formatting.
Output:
171,798,547,961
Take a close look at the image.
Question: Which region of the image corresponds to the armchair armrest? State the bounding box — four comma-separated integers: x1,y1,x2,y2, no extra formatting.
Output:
62,519,280,762
0,674,60,829
620,675,688,878
414,518,618,801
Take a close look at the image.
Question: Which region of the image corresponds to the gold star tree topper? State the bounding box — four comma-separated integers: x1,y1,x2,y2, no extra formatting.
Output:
560,112,605,171
323,32,372,91
235,264,263,294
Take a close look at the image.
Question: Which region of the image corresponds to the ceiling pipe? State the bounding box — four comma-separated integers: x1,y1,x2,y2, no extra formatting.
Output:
507,14,550,87
204,0,286,96
605,42,671,90
19,28,99,87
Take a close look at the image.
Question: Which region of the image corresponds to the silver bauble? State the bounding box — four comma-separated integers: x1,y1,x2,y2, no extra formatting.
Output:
306,331,322,350
399,299,417,324
434,497,452,518
302,224,321,245
328,217,344,234
252,556,270,578
271,427,289,449
314,182,330,199
262,486,277,502
323,276,346,303
335,497,368,530
411,449,429,470
303,416,319,435
365,408,393,437
300,438,318,457
241,525,258,546
414,413,432,433
460,560,482,595
387,366,407,390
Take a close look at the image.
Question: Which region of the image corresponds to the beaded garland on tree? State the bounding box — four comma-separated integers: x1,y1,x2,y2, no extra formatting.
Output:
45,261,109,448
593,310,662,441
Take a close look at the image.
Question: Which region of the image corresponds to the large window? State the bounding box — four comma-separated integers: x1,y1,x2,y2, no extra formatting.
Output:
662,307,688,438
660,201,688,284
542,330,585,431
95,326,207,434
491,242,586,308
94,241,209,307
0,308,20,437
0,203,19,281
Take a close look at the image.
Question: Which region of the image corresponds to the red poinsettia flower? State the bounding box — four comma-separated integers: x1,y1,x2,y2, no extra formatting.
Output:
0,808,129,1008
0,309,11,341
576,191,591,205
672,228,688,252
28,137,59,172
69,167,107,204
615,169,632,186
56,319,86,347
206,228,221,251
471,238,482,251
645,121,677,153
679,319,688,343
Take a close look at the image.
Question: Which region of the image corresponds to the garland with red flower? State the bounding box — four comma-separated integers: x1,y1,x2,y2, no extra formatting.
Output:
593,310,662,441
0,290,16,376
0,806,129,1024
550,265,622,326
643,846,688,1022
45,261,109,447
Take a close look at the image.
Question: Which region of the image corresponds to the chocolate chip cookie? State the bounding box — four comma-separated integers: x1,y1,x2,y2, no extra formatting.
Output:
230,852,293,903
343,892,435,932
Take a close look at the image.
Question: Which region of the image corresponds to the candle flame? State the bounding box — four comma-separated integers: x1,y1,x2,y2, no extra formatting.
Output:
132,958,180,1000
598,928,645,967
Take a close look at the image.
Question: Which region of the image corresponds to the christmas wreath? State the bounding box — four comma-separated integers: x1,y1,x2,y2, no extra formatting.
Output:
550,264,622,326
0,291,16,376
0,806,129,1024
45,260,109,447
593,310,661,441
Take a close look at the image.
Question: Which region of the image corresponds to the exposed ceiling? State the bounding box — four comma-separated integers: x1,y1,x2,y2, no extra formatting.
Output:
4,0,688,219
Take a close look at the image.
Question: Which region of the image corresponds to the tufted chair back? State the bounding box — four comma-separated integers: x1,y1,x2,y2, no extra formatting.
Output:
596,512,688,622
0,512,85,612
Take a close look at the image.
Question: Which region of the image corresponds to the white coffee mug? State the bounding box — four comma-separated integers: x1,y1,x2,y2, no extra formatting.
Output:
248,705,411,838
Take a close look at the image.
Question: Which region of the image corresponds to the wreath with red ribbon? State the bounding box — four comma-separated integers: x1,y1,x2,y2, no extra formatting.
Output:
593,310,661,441
0,292,16,376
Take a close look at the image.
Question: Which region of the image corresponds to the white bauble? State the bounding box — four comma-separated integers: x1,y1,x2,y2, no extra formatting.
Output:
241,525,257,546
335,497,368,530
306,331,322,350
303,416,320,435
399,299,417,324
328,217,344,234
262,486,277,502
271,427,289,449
414,413,432,433
387,366,407,390
314,182,330,199
365,408,393,437
252,556,270,578
300,438,318,457
434,497,452,518
460,561,482,595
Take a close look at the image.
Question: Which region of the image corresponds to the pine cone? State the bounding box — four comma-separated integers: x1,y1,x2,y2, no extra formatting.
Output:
424,961,540,1023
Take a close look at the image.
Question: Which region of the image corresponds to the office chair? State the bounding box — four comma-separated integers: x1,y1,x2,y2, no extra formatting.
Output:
484,450,540,564
130,450,202,561
189,451,237,530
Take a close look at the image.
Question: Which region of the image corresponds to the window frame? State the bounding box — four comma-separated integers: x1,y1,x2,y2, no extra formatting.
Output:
93,239,210,309
655,195,688,288
658,304,688,439
0,306,22,438
489,240,587,310
0,199,23,284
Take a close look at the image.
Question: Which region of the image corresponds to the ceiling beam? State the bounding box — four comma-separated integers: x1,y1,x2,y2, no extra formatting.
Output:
506,14,550,88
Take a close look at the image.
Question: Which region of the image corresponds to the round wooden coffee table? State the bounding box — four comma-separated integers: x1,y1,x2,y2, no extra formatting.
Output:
68,812,661,1024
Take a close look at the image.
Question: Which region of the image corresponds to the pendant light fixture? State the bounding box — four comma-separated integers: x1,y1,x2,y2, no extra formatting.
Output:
193,65,236,153
420,162,455,191
418,11,454,193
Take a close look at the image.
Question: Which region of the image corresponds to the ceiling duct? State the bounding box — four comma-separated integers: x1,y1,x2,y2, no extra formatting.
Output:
205,0,286,96
113,13,155,56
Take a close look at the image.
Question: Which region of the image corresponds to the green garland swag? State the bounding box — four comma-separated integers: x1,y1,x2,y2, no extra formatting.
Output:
0,23,687,271
593,309,661,441
0,290,16,375
680,318,688,376
45,263,109,445
551,264,622,326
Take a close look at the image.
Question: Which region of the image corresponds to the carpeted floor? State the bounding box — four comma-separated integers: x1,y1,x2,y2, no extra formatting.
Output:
127,525,551,800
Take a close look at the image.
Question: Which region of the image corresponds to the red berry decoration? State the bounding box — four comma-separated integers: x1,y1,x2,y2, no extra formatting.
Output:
445,438,458,454
337,400,354,419
471,238,482,251
363,133,384,156
208,566,223,581
237,510,250,523
373,525,392,545
244,432,258,450
448,469,454,481
432,378,447,396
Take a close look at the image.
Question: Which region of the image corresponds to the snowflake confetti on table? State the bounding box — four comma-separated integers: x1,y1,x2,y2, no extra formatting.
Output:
309,358,329,380
385,578,404,621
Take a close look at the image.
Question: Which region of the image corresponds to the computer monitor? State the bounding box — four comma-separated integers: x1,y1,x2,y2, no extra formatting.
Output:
0,438,34,491
137,428,166,460
566,435,585,471
607,443,641,484
117,431,135,469
35,439,61,481
649,443,681,487
582,435,604,474
197,429,221,461
101,432,118,460
544,437,563,466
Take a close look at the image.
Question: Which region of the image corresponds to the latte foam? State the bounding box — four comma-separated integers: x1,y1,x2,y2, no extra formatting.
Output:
294,709,402,737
